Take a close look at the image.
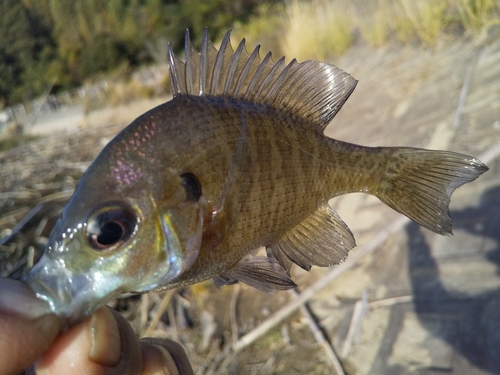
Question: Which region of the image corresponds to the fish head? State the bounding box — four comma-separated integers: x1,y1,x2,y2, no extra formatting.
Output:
23,148,204,325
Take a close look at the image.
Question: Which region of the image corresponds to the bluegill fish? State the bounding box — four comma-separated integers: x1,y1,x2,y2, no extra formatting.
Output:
24,29,487,325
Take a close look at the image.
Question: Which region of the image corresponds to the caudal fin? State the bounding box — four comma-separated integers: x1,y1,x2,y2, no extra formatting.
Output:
376,148,488,235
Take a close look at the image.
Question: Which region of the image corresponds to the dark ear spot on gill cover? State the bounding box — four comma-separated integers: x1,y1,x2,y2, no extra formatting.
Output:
180,173,202,202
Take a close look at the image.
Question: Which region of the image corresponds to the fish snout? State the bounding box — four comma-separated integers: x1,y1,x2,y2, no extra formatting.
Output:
23,255,104,325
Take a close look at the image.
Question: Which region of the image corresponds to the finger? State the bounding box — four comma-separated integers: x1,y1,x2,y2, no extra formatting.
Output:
35,307,143,375
0,313,61,375
140,338,194,375
0,279,61,375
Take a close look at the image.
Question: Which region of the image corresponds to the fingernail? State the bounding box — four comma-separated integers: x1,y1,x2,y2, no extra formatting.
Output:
89,307,121,366
145,344,181,375
0,278,52,319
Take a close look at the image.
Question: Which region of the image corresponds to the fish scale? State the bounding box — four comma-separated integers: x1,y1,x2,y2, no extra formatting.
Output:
23,29,488,325
158,97,409,287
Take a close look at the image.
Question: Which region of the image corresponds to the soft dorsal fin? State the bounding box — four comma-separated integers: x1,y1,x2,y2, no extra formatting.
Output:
168,28,358,130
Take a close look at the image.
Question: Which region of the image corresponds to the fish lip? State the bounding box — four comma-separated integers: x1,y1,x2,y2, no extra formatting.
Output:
23,256,106,326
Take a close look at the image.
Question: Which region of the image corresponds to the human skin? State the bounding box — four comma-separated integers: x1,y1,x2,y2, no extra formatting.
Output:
0,279,193,375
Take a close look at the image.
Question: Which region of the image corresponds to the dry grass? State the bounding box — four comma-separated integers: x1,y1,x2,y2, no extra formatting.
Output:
0,134,38,153
104,81,155,107
230,3,285,59
280,0,353,61
232,0,500,62
396,0,448,46
456,0,500,33
355,0,391,48
81,64,169,110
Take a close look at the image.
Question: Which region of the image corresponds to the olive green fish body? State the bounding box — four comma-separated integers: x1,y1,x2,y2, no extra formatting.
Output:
141,96,379,287
23,29,488,324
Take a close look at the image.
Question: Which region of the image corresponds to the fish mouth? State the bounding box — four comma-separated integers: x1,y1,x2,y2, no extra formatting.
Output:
23,256,116,326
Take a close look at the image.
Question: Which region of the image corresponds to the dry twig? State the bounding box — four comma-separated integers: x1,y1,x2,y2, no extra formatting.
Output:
288,289,345,375
341,289,368,358
230,283,241,343
142,289,176,337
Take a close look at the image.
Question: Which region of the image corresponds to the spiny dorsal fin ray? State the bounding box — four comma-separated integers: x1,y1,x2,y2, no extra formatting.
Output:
168,28,357,130
267,204,356,273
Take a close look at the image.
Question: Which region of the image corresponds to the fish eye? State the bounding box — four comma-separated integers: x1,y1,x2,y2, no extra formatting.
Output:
180,172,202,201
86,203,137,251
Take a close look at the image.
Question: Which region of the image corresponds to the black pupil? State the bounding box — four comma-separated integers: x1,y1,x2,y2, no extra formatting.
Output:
87,204,136,250
96,221,124,245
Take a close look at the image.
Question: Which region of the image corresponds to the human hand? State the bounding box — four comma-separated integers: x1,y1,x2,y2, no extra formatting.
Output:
0,279,193,375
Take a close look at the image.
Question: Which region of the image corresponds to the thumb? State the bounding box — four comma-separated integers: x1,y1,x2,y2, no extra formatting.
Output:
35,306,193,375
0,278,62,375
34,307,142,375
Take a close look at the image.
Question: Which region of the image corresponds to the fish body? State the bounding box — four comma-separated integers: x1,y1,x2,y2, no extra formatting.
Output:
24,30,488,324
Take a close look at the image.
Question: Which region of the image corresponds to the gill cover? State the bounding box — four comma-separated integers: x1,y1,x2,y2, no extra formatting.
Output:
136,176,205,292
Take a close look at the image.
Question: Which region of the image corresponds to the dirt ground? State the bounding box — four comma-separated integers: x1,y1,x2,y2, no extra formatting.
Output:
1,28,500,374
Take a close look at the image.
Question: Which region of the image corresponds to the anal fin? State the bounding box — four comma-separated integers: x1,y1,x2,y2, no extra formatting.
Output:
213,256,296,293
267,204,356,273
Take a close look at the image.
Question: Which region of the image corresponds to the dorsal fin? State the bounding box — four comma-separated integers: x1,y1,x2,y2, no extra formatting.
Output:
168,28,358,130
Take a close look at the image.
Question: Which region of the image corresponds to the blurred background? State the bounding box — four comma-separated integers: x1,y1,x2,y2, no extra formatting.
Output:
1,0,500,374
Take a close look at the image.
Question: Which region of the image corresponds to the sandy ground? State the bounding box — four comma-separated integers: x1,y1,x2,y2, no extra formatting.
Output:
27,105,85,136
24,97,169,137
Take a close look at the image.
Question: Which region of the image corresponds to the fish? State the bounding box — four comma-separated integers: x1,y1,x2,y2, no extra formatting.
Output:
23,29,488,325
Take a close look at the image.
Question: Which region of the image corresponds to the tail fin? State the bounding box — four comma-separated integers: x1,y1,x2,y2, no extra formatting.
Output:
376,148,488,235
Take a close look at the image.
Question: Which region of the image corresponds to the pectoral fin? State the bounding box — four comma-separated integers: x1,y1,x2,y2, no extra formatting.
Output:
213,256,296,293
267,204,356,273
213,273,238,287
